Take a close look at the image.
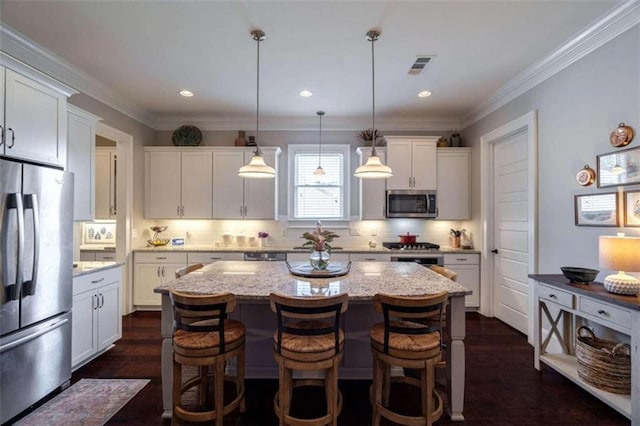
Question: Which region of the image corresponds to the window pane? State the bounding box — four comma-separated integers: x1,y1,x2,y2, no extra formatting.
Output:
293,151,344,218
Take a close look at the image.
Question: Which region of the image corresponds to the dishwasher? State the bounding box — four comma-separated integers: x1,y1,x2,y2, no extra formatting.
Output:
243,252,287,261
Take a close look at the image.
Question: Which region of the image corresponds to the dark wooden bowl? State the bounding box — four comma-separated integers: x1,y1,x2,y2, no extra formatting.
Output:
560,267,599,283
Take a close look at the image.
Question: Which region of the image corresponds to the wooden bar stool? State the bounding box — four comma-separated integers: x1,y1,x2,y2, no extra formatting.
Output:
270,292,349,426
429,265,458,282
170,290,246,425
175,263,204,279
369,291,448,426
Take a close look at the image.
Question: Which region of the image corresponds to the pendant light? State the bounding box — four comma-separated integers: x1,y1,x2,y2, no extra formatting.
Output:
314,111,326,176
354,30,392,179
238,29,276,179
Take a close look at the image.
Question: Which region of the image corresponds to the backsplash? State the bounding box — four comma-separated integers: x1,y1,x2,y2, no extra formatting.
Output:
132,218,473,250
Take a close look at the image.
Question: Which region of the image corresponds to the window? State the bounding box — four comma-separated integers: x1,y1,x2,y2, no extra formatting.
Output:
288,144,350,220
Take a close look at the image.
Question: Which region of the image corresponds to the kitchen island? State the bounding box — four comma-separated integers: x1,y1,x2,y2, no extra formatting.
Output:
155,261,471,421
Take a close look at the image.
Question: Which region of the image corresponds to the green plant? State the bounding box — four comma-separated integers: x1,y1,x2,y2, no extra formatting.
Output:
301,222,340,252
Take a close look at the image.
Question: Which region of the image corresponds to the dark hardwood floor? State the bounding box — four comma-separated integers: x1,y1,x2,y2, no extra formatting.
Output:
70,311,629,425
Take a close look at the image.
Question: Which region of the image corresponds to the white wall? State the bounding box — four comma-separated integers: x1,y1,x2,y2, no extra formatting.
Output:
462,24,640,282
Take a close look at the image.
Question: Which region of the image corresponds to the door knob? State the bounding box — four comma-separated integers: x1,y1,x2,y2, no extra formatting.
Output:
491,249,498,254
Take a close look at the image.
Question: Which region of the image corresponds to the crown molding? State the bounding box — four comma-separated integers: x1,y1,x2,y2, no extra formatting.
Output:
151,115,461,132
0,24,155,128
462,0,640,128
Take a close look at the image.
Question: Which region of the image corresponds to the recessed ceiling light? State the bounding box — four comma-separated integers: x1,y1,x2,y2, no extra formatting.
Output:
299,90,313,97
179,90,194,97
418,90,432,98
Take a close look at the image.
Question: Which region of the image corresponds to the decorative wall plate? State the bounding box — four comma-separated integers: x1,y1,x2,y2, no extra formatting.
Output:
172,125,203,146
576,165,596,186
609,122,633,148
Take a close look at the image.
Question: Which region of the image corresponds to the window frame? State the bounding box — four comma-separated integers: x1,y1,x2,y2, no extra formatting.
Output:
287,144,351,222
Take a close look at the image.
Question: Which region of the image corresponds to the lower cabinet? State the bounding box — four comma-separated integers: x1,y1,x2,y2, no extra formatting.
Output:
133,252,187,308
444,253,480,308
72,266,122,370
80,250,117,262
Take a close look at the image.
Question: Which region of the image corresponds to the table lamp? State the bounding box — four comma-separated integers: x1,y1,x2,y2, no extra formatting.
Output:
598,235,640,295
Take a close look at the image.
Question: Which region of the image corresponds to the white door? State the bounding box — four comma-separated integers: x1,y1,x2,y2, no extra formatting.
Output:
492,130,530,335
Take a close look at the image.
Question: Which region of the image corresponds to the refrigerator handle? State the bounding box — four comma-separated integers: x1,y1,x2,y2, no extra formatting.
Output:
22,194,39,296
2,193,24,301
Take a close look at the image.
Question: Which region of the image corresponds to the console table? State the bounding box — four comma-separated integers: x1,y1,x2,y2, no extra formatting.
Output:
530,274,639,424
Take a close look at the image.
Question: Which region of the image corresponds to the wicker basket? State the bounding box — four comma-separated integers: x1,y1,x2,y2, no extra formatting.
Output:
575,326,631,394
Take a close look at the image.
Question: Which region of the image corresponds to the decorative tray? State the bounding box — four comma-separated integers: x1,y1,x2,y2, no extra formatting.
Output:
286,261,351,278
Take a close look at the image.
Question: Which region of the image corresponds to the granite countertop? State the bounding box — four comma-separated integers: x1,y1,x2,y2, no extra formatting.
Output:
154,260,471,301
73,261,123,277
133,245,480,255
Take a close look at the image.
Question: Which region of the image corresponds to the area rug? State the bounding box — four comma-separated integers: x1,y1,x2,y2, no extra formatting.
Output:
14,378,150,426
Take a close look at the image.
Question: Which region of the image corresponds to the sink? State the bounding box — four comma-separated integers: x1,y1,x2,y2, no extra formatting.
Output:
292,246,343,250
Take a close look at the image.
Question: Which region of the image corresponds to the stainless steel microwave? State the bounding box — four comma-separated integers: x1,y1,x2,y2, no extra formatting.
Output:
386,190,437,218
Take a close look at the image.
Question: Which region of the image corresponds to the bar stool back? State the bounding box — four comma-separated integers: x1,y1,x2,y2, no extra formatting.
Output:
270,292,349,426
170,290,246,425
369,291,448,426
175,263,204,279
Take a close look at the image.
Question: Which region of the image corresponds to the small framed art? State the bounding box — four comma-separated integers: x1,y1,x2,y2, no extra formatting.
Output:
597,146,640,188
574,192,619,227
624,190,640,227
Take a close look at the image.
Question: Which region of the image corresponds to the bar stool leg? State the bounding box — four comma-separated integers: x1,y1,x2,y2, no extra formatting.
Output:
213,358,224,425
371,355,382,426
237,349,246,412
172,359,181,426
325,362,339,426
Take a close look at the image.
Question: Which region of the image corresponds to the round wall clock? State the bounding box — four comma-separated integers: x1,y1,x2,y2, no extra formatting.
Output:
576,165,596,186
609,122,633,148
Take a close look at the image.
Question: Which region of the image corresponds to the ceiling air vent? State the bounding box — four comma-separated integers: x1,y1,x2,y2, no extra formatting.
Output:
408,56,434,75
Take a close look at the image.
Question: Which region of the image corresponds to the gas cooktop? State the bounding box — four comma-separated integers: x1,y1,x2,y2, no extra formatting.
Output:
382,242,440,250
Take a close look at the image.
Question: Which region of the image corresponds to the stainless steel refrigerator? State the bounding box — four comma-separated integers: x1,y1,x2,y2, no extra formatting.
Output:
0,157,74,424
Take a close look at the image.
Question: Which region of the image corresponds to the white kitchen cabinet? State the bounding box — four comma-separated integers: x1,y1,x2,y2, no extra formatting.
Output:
357,147,387,220
0,56,75,167
437,148,471,220
349,253,390,262
444,253,480,307
386,137,438,190
212,148,280,219
80,250,117,262
187,251,244,264
67,105,101,221
95,147,117,219
133,252,187,308
72,265,122,370
144,148,213,219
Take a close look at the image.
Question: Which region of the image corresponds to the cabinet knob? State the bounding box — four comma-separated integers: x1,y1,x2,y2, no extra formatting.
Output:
549,294,557,299
597,309,609,317
491,249,498,254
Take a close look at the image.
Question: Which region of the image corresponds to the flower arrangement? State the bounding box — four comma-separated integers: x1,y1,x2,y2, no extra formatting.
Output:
358,128,382,142
301,221,340,252
258,231,269,239
449,229,463,238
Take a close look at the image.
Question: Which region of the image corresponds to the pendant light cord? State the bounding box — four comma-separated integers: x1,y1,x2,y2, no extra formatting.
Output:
252,30,265,156
368,30,379,157
318,111,323,167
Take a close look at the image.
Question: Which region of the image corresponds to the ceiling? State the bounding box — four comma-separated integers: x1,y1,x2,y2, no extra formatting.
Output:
0,1,625,130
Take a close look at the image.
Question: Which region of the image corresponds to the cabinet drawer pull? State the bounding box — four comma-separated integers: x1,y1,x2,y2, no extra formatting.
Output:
7,128,15,148
91,277,104,284
597,309,609,317
364,258,376,261
549,294,557,299
156,256,167,260
456,258,467,261
210,257,222,260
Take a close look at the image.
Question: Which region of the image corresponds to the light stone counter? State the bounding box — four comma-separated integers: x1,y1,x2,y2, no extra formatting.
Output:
155,261,470,421
72,261,122,278
134,245,480,255
154,260,471,301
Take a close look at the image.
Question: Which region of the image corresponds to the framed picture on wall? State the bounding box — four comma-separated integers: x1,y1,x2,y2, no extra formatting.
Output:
624,190,640,227
597,146,640,188
574,192,619,227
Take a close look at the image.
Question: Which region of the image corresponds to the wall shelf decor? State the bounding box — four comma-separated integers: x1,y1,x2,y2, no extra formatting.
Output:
597,146,640,188
575,165,596,186
624,190,640,227
574,192,619,227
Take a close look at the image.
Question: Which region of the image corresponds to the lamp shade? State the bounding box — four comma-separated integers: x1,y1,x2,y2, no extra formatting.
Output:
238,152,276,178
354,154,393,179
598,236,640,271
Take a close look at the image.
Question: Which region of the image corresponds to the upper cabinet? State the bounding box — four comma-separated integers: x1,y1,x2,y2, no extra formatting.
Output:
386,136,437,190
67,105,101,221
437,148,471,220
357,147,387,220
95,147,117,219
144,148,213,219
212,148,280,219
0,54,76,167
